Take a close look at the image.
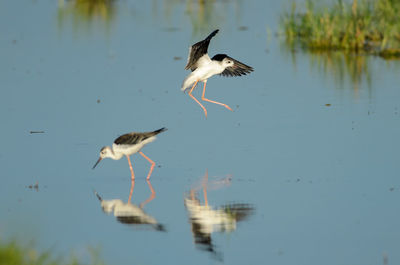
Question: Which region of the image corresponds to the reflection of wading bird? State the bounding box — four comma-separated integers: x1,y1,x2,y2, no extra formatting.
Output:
182,29,254,118
92,128,167,180
94,180,165,231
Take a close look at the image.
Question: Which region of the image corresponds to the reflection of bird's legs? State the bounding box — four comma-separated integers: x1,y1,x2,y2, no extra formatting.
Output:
203,169,209,206
140,180,156,208
128,179,135,203
201,80,233,112
188,80,208,118
139,151,155,180
126,155,135,181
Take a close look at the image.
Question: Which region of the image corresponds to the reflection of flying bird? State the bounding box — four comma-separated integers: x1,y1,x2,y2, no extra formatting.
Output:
94,190,165,231
182,29,254,118
185,197,254,243
184,171,254,260
92,128,167,180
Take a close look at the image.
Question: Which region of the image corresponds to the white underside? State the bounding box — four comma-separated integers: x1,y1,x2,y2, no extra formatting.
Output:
181,55,225,91
184,197,236,234
101,199,157,224
112,136,157,158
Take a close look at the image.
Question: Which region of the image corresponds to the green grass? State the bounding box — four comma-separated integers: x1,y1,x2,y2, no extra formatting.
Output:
280,0,400,58
0,239,106,265
57,0,116,35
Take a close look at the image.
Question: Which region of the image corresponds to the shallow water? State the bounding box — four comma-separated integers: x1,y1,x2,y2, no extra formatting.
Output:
1,0,400,264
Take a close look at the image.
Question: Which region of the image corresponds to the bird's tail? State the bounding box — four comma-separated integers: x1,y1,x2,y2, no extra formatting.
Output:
153,127,168,135
181,74,197,92
155,224,167,232
181,80,190,92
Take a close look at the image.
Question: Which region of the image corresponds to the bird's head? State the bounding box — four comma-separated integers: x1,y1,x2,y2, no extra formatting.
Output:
92,146,113,169
221,57,234,68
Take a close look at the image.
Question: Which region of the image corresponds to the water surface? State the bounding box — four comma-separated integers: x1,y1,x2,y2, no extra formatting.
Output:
1,0,400,264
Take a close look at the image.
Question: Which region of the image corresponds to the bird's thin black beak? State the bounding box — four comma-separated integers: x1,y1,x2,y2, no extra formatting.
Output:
93,190,102,201
92,157,102,169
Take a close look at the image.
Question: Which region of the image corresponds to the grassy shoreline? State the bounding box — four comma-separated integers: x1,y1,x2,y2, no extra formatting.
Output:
0,239,105,265
280,0,400,58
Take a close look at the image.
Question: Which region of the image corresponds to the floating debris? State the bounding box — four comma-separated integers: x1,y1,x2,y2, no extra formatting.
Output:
163,27,180,32
173,56,182,61
30,131,45,134
238,26,248,31
325,103,331,107
97,99,101,103
27,181,39,192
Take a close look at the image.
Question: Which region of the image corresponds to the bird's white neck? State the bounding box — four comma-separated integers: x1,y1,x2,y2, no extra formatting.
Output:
107,147,124,160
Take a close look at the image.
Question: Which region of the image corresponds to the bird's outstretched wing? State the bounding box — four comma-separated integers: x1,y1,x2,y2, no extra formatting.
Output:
212,54,254,77
185,29,219,71
114,128,167,145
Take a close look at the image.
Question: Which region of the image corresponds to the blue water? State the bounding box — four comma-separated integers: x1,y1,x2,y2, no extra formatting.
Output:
1,0,400,264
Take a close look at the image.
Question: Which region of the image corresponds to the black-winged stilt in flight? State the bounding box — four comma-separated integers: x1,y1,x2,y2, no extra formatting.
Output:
182,29,253,118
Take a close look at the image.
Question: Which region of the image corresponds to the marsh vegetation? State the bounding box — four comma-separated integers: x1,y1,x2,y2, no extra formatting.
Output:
281,0,400,58
0,239,105,265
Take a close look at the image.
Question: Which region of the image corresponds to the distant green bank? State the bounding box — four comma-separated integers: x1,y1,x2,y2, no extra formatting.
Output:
0,239,105,265
281,0,400,58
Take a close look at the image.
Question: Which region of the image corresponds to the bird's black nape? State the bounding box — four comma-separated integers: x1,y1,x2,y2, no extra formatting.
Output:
211,54,254,77
211,54,228,62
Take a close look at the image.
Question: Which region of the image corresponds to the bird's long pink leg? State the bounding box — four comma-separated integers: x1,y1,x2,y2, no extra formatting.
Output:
128,179,135,202
126,155,135,181
202,169,209,206
201,81,233,112
139,151,155,180
188,80,208,118
140,180,156,208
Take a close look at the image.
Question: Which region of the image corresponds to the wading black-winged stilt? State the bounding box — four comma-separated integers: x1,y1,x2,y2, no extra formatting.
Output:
92,127,167,180
182,29,254,118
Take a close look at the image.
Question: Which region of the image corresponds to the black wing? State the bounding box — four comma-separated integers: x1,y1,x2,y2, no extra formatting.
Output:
185,29,219,71
114,133,145,145
114,128,167,145
212,54,253,77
